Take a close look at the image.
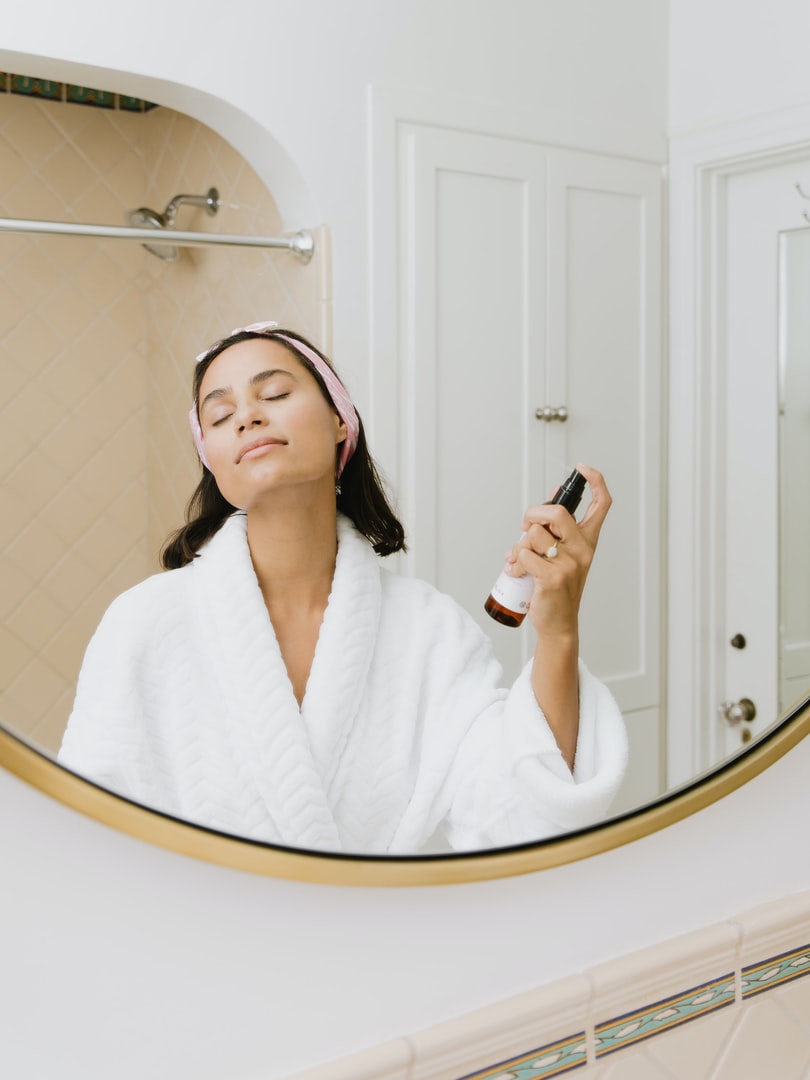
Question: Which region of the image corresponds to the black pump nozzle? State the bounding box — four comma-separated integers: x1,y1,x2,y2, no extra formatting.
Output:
548,468,586,516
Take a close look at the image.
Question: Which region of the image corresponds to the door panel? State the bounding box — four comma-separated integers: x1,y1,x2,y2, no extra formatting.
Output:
386,120,663,806
721,161,810,758
547,153,662,713
398,125,547,681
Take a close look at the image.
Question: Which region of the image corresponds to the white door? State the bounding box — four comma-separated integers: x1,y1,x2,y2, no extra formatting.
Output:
373,117,663,811
395,124,548,684
719,158,810,758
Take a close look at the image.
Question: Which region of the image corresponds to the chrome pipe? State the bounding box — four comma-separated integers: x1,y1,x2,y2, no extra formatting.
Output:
0,216,315,263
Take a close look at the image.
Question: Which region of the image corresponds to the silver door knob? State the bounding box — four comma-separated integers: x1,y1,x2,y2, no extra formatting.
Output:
719,697,757,725
535,406,569,422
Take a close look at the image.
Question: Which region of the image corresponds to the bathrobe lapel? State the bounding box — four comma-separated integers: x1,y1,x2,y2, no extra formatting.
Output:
300,515,382,799
191,513,381,850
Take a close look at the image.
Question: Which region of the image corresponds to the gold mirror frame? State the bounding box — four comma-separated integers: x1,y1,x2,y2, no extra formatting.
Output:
2,694,807,887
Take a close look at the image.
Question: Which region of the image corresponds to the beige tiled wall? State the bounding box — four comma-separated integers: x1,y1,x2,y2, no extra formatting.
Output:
0,91,328,752
137,104,329,556
287,889,810,1080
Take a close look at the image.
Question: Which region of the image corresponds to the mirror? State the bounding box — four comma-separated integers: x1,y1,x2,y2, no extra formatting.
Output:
778,229,810,712
2,690,808,883
1,59,808,862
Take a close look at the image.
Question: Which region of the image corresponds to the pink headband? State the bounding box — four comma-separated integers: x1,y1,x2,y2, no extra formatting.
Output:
189,320,360,477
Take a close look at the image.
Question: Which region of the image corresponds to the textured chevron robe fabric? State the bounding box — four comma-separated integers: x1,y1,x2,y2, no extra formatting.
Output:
58,513,627,853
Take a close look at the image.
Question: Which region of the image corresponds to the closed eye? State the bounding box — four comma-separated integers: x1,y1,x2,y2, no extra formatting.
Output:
210,392,289,426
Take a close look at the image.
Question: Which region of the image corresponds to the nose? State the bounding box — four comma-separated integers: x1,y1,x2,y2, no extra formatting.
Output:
234,400,266,432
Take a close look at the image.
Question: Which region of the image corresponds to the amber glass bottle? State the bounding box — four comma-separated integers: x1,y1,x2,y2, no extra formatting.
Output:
484,468,587,627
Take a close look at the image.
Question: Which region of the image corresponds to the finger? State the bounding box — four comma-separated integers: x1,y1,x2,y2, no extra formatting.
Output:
516,527,580,576
521,522,563,557
520,506,585,552
571,462,612,545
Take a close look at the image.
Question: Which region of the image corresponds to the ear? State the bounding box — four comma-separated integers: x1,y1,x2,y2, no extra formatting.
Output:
334,413,347,445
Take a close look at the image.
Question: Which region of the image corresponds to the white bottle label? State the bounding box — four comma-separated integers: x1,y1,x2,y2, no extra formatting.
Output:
489,569,534,614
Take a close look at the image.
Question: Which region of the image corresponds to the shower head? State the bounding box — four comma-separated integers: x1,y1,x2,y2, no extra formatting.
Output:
127,207,178,261
127,188,220,261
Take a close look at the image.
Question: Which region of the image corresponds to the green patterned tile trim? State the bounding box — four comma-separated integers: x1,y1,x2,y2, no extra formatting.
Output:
10,74,62,100
742,943,810,999
1,73,156,112
436,943,810,1077
66,84,115,108
457,1031,586,1079
594,973,736,1058
119,95,148,112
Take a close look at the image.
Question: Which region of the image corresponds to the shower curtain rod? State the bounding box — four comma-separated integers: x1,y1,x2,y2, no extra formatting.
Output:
0,215,315,263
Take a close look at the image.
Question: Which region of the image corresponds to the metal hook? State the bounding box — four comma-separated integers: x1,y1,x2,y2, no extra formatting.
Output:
163,187,220,227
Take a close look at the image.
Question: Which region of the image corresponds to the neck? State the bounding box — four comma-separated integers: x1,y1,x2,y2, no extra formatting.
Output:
246,497,339,611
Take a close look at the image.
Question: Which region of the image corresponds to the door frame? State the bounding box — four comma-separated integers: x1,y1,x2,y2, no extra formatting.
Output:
668,105,810,786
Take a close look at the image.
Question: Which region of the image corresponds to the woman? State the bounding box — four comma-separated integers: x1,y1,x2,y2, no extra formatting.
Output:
59,321,627,853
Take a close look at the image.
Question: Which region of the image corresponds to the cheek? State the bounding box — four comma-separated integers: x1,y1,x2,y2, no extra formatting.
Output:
201,430,233,473
292,399,343,450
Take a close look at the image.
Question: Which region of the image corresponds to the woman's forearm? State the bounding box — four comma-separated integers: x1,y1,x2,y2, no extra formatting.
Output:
530,631,580,771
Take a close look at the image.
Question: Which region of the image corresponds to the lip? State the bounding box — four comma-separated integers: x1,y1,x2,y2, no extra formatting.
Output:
236,437,285,463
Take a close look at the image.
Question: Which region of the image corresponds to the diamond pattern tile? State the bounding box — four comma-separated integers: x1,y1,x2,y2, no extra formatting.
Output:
1,91,327,752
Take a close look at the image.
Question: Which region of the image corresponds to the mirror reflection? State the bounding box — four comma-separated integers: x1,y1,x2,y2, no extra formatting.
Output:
0,69,807,856
57,325,628,854
778,229,810,712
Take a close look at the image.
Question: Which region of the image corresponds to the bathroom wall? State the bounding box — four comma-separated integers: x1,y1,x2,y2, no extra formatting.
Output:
286,887,810,1079
669,0,810,135
0,87,328,751
1,721,808,1080
136,104,329,559
0,91,149,751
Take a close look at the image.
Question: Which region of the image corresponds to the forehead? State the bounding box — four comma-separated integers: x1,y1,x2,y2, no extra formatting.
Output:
198,338,306,395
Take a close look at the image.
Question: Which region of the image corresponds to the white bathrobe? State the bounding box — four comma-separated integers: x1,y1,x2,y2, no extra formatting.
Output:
59,513,627,853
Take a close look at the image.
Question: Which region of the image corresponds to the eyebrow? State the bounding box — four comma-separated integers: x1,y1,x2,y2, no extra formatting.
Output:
199,368,297,411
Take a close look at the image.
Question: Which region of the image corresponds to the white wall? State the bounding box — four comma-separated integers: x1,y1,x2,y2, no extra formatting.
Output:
1,737,809,1079
669,0,810,135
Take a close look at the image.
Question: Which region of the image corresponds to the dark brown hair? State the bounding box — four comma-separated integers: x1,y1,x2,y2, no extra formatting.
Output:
160,328,406,568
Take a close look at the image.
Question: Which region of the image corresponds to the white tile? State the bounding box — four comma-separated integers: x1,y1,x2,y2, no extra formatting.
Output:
408,975,590,1080
710,997,810,1080
645,1001,740,1077
589,922,739,1034
731,888,810,970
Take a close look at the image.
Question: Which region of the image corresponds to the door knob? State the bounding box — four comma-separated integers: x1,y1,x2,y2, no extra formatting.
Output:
535,406,568,422
719,697,757,726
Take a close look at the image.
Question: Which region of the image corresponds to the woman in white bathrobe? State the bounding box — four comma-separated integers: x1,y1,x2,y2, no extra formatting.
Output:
59,321,627,854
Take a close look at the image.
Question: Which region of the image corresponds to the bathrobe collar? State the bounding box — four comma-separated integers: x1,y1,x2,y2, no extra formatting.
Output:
190,512,382,850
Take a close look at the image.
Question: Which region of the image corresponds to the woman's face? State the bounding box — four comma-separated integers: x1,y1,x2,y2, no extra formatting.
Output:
196,338,347,510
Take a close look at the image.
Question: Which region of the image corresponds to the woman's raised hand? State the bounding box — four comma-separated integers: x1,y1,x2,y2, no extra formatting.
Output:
505,463,612,640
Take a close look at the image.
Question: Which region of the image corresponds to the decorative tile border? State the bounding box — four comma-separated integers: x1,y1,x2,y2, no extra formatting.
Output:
594,973,736,1059
65,84,115,109
10,74,62,100
446,941,810,1079
1,72,156,111
458,1031,586,1080
742,942,810,999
